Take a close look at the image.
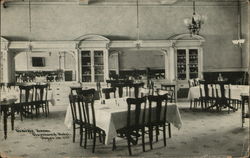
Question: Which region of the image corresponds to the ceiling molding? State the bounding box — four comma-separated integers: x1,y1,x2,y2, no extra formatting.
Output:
1,0,247,6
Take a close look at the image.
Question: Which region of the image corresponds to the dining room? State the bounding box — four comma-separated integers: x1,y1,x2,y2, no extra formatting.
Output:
0,0,249,158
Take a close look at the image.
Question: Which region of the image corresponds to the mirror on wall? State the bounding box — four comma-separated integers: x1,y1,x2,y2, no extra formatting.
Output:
108,48,165,80
14,51,77,82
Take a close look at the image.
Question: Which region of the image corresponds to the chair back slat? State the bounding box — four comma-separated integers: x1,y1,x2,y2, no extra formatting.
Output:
77,88,95,97
188,79,195,88
69,95,78,121
131,82,144,98
34,84,48,101
19,85,34,102
70,87,82,95
78,95,96,126
126,97,147,128
148,94,168,124
161,84,175,102
102,87,116,99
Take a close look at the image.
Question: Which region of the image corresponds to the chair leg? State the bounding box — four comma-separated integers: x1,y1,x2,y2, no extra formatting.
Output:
84,129,88,149
98,131,102,143
127,135,132,156
102,131,105,145
155,126,159,142
112,138,116,151
72,124,75,143
190,100,193,109
20,106,23,121
80,126,83,146
46,101,49,116
163,125,166,146
142,128,145,152
168,123,171,138
149,127,153,150
92,131,96,153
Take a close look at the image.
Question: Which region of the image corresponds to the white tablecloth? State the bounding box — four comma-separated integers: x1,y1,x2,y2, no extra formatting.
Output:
188,85,249,100
0,87,55,105
64,98,182,145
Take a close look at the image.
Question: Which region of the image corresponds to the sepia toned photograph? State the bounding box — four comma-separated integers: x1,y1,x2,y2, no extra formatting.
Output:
0,0,249,157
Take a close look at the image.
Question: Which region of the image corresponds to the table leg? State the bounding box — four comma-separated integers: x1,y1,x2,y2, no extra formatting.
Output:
242,98,245,128
118,87,123,98
134,87,139,98
3,108,8,139
11,106,15,130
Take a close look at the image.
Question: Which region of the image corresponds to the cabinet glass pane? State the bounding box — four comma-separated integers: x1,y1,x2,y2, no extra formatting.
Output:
81,51,91,82
94,51,104,82
177,49,186,80
189,49,198,79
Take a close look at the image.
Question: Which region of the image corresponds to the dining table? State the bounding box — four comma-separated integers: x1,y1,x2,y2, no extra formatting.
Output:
241,93,249,127
64,97,182,145
188,84,249,110
0,98,18,139
0,86,55,139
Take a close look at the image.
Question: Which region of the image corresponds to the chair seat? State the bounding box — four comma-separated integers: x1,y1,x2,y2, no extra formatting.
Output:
243,113,250,118
84,123,106,132
145,121,165,127
117,124,144,134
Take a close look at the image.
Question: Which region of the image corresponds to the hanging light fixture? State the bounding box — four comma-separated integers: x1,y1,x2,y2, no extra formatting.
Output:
134,0,142,49
232,0,245,48
184,1,206,35
28,0,32,52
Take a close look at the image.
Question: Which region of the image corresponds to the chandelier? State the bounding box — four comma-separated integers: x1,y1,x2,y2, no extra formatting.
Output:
28,0,32,52
184,1,206,35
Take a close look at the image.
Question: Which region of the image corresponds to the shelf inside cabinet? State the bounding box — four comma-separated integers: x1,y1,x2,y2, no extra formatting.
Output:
94,65,104,67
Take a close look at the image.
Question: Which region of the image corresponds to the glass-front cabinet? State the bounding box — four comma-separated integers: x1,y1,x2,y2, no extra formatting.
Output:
175,47,202,99
81,50,106,83
188,49,199,79
176,48,201,83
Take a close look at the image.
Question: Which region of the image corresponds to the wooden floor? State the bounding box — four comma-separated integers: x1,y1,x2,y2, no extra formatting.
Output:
0,102,249,158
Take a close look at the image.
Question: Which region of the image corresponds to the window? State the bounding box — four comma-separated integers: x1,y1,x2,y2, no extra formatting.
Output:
32,57,45,67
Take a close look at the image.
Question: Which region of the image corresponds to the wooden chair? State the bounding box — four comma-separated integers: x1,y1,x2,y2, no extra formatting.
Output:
198,83,209,110
148,80,155,95
188,79,196,109
77,95,106,153
0,82,5,89
19,85,35,119
6,82,17,90
147,94,169,149
102,87,116,99
106,80,117,88
123,80,134,97
188,79,195,88
161,84,176,103
69,95,85,144
241,95,249,127
113,97,147,155
76,88,96,97
70,87,82,95
225,84,241,113
130,82,144,98
34,84,49,117
194,78,200,86
113,83,126,98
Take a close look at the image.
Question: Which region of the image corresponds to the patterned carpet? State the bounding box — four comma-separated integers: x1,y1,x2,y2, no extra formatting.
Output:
0,102,249,158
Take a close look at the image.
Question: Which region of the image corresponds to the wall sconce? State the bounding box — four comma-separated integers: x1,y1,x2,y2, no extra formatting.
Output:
232,39,245,47
134,40,142,49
